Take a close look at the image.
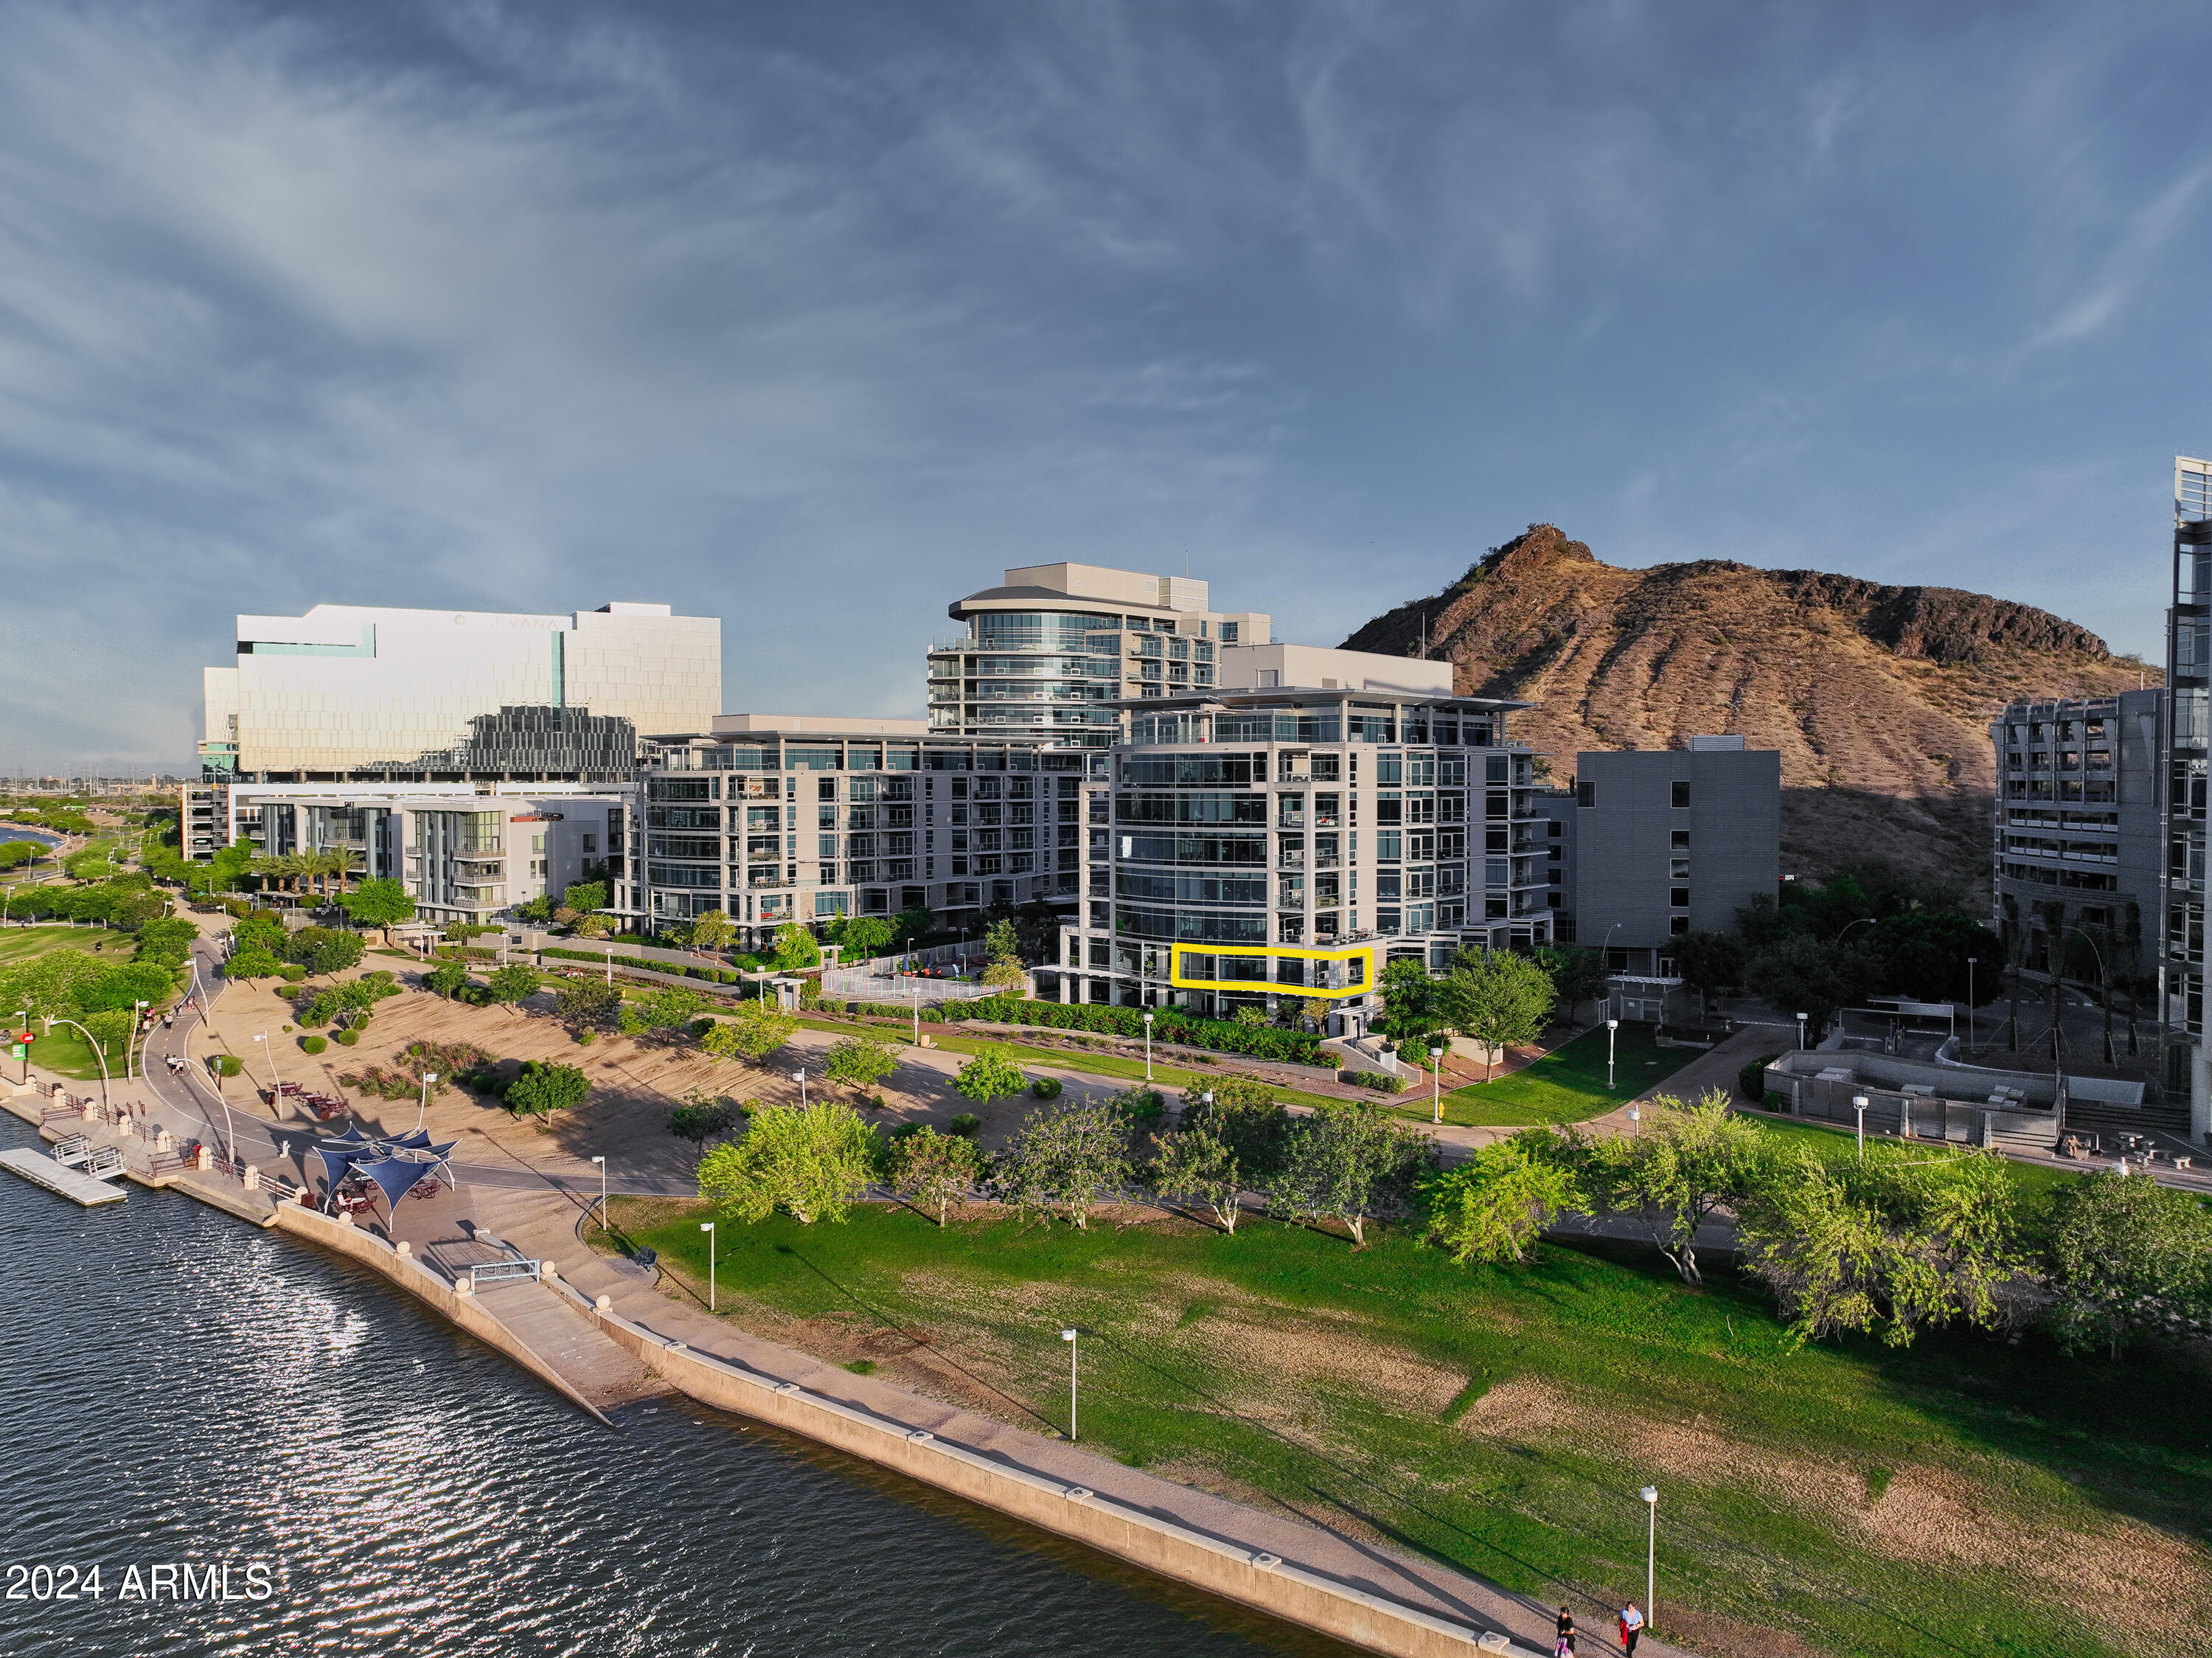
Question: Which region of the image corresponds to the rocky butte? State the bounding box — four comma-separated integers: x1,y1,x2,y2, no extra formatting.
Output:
1340,524,2157,895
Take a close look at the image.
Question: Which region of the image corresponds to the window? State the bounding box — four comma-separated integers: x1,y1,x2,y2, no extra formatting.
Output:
1670,887,1690,908
1220,622,1239,644
1671,828,1689,849
1670,781,1691,809
1576,781,1594,808
1669,915,1690,935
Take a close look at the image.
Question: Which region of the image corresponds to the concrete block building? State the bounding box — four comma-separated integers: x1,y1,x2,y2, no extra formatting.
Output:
1571,737,1781,989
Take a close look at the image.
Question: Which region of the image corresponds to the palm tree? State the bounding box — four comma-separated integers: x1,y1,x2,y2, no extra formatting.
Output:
327,847,364,897
248,853,287,896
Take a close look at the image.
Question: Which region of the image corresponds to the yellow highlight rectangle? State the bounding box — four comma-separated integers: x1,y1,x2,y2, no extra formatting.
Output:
1168,943,1374,999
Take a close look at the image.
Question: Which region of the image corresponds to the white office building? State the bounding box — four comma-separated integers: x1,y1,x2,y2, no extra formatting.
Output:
199,601,720,783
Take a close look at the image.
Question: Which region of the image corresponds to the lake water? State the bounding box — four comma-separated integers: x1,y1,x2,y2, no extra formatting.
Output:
0,1113,1345,1657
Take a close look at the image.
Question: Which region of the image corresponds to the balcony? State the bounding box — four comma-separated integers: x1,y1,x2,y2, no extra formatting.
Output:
1278,850,1304,869
1276,814,1306,831
748,874,793,889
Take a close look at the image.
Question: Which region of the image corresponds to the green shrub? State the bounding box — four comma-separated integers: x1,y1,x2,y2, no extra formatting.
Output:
1031,1076,1062,1099
212,1055,242,1077
299,1035,327,1054
1346,1069,1407,1094
947,1113,981,1138
335,1028,361,1047
280,964,306,982
946,994,1323,1064
1739,1055,1782,1101
577,1029,597,1047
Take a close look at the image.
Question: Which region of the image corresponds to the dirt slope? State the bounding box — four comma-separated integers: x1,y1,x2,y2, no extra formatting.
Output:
1339,526,2157,895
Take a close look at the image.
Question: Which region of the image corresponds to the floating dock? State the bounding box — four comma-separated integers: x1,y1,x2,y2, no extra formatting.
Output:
0,1147,128,1206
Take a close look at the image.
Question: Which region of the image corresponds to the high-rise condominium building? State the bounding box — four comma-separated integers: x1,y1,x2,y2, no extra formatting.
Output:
1991,691,2163,990
931,564,1270,749
627,715,1082,947
199,601,720,783
1046,645,1548,1021
2166,457,2212,1135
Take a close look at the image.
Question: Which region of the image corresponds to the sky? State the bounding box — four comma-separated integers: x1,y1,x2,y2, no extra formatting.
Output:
2,0,2209,774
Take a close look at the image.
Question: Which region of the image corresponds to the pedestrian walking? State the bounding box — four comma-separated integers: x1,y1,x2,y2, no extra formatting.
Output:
1553,1606,1576,1657
1618,1601,1644,1654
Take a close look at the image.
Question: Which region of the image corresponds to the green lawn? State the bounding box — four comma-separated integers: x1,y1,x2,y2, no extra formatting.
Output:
0,923,116,969
604,1197,2210,1658
1417,1021,1704,1127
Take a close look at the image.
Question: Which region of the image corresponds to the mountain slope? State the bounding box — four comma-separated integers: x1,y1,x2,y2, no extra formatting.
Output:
1339,526,2156,895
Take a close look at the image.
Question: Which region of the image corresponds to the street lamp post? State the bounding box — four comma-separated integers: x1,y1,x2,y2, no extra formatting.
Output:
251,1032,282,1110
44,1016,109,1114
1966,957,1978,1047
12,1009,27,1085
125,999,149,1081
1606,1018,1619,1091
603,947,613,986
1851,1094,1869,1160
793,1068,807,1107
1061,1327,1079,1442
1142,1011,1154,1081
591,1154,607,1231
414,1072,438,1131
1627,1106,1641,1136
912,980,922,1045
1795,1012,1808,1050
700,1221,716,1311
1640,1485,1659,1635
1429,1044,1445,1125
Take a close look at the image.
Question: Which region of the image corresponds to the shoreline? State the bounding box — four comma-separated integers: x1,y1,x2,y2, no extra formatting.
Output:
0,1079,1593,1658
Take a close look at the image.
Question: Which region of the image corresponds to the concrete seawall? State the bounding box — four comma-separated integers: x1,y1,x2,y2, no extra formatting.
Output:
562,1280,1535,1658
266,1204,616,1426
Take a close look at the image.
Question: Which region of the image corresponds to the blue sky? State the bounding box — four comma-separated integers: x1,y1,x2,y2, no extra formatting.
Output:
0,0,2205,772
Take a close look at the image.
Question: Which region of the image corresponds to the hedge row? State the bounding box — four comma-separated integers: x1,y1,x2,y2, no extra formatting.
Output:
945,996,1324,1064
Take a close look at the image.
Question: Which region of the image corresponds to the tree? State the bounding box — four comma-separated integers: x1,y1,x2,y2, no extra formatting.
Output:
424,960,471,998
1419,1133,1583,1264
1012,898,1062,966
1666,932,1744,1018
1530,943,1612,1024
824,1035,898,1095
561,879,609,915
226,945,282,982
512,894,556,925
1735,1142,2023,1347
1266,1106,1436,1246
507,1060,590,1117
1180,1079,1293,1187
1375,957,1444,1040
619,985,709,1038
891,905,934,946
1739,934,1877,1039
981,918,1026,990
1573,1089,1773,1284
770,922,821,972
700,999,799,1064
552,977,622,1030
573,912,615,940
887,1125,984,1225
686,908,737,951
835,915,897,962
951,1046,1027,1107
1438,949,1556,1080
486,962,543,1015
669,1095,742,1154
698,1100,878,1224
1867,909,2003,1007
285,926,364,977
1152,1123,1247,1233
990,1096,1136,1229
2042,1171,2212,1359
